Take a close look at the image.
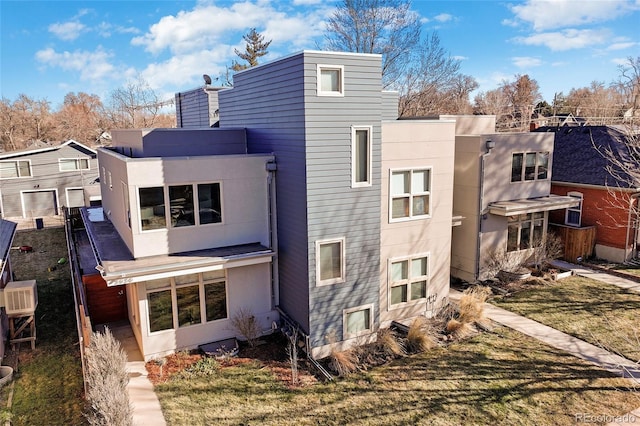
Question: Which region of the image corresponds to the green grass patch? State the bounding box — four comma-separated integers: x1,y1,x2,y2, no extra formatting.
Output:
492,275,640,361
155,327,639,425
0,227,85,426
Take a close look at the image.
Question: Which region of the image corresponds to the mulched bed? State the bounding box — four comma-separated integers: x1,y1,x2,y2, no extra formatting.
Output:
145,333,318,388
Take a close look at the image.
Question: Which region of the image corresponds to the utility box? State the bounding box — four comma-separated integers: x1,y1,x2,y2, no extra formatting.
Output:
3,280,38,317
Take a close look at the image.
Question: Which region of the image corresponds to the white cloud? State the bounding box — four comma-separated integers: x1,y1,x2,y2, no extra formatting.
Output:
513,28,611,51
293,0,324,4
35,46,115,81
48,21,86,41
512,56,543,68
452,55,468,61
607,41,638,50
97,21,140,38
131,2,325,55
509,0,638,31
434,13,453,23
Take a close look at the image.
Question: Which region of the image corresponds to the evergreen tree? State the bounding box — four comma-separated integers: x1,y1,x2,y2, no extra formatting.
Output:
231,28,272,72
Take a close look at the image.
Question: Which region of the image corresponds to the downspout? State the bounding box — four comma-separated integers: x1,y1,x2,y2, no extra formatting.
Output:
476,139,495,280
625,190,640,260
266,159,279,310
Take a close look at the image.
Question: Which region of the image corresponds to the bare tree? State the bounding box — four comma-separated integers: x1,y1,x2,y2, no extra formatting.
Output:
231,28,272,72
105,76,170,129
614,56,640,116
54,92,106,145
0,94,53,152
324,0,421,89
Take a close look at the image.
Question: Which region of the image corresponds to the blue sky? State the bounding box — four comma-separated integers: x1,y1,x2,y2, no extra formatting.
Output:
1,0,639,109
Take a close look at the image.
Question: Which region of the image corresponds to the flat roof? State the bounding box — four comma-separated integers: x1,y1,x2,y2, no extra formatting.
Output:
488,195,580,217
80,207,273,286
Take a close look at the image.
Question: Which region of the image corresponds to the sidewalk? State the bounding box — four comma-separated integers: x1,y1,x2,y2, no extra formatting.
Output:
109,323,167,426
550,259,640,294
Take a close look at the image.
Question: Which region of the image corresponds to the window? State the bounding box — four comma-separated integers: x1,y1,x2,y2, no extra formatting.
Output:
511,152,550,182
389,255,429,307
507,212,545,252
343,304,374,339
0,160,31,179
317,65,344,96
316,237,345,286
197,183,222,224
59,158,89,171
122,182,131,228
565,192,583,227
139,187,166,231
146,270,228,334
352,126,372,187
390,168,431,221
169,185,195,227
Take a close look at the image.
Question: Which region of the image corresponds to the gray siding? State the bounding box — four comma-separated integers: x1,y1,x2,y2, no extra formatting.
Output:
0,143,98,218
219,51,383,349
175,87,221,128
382,91,399,121
219,54,310,332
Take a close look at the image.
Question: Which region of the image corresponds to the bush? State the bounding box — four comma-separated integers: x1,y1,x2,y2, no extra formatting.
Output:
406,317,437,353
230,307,261,348
458,286,490,324
329,348,358,377
445,318,476,340
376,328,405,358
84,327,132,426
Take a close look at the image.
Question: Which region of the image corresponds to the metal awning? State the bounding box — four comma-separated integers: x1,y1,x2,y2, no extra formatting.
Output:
488,195,580,217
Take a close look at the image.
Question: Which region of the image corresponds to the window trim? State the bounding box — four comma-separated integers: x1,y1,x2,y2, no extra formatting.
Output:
343,303,374,340
351,125,373,188
317,64,344,97
138,185,167,233
316,237,346,286
511,151,550,183
565,191,583,227
58,157,90,172
0,159,32,179
146,271,228,335
387,253,430,309
389,167,432,223
506,212,546,252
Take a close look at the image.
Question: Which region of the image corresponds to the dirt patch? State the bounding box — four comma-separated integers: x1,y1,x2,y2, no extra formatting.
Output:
145,334,318,389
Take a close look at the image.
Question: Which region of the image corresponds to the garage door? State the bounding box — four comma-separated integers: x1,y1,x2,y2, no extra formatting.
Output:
66,188,85,208
22,190,58,217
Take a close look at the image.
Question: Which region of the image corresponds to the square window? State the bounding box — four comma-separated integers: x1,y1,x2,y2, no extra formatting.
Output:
317,238,345,285
410,281,427,300
390,169,431,221
344,305,373,338
390,285,407,305
389,255,429,307
317,65,344,96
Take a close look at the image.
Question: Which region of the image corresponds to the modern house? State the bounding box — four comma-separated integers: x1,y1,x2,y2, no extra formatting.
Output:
539,125,640,263
0,140,100,219
78,50,457,360
449,115,580,282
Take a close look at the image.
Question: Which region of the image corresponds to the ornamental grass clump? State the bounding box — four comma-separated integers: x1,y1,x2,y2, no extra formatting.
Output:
406,316,437,353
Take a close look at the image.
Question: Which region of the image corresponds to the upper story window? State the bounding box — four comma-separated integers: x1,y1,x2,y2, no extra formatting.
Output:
389,254,429,307
507,212,545,252
565,191,583,227
0,160,31,179
511,152,549,182
316,237,345,286
317,64,344,96
59,158,89,172
390,168,431,222
169,185,195,228
352,126,372,187
139,186,166,231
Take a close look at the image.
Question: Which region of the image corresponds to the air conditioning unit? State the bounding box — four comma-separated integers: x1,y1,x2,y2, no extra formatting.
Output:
2,280,38,317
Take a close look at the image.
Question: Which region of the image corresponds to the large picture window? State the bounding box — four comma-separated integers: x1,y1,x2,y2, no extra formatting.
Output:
389,255,429,307
139,187,166,231
390,168,431,221
511,152,549,182
352,126,372,187
507,212,545,252
146,271,227,334
316,237,345,286
0,160,31,179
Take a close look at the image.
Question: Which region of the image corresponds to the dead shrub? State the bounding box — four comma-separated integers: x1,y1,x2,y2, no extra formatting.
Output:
376,328,405,358
458,286,490,324
446,318,476,340
329,347,358,377
406,317,437,353
230,307,261,348
84,327,133,426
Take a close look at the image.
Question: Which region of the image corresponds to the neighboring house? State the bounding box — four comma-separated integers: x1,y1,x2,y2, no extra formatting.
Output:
0,219,18,360
0,140,100,219
78,50,457,361
175,84,224,128
449,115,580,282
539,125,640,263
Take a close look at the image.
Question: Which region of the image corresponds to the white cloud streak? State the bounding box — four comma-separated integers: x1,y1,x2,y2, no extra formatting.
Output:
48,21,86,41
512,56,543,68
513,28,611,51
35,47,115,81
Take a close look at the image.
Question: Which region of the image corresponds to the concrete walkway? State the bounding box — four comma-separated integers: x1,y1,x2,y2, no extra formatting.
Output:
452,262,640,424
109,323,167,426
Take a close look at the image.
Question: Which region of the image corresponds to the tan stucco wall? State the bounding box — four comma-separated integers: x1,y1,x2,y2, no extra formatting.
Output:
379,120,455,327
